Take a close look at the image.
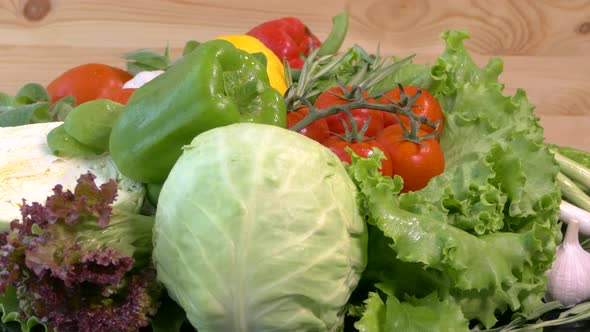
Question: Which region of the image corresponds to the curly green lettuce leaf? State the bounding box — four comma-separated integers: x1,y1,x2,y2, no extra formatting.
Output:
350,156,558,327
355,292,469,332
422,30,557,235
0,285,46,332
349,30,561,330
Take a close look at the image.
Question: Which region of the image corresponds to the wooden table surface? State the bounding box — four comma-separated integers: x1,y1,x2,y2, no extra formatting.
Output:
1,0,589,150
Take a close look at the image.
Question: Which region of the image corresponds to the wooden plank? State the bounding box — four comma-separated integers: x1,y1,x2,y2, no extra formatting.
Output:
1,0,589,149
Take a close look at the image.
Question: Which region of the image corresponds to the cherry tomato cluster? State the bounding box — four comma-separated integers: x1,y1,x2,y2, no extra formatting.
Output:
288,85,446,193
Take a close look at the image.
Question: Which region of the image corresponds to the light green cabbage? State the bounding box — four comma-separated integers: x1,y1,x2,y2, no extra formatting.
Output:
153,123,367,332
0,122,145,226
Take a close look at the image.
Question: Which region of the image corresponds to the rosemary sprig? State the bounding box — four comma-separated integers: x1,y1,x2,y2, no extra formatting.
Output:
284,44,415,113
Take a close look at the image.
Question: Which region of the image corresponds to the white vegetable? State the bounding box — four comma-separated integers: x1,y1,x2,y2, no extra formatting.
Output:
546,210,590,307
560,200,590,236
122,70,165,89
0,122,145,227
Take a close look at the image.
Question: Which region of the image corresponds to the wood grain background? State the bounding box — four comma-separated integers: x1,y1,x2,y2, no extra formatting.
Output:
1,0,589,150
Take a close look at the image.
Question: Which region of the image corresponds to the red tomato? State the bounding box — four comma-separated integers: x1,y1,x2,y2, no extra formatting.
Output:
314,86,384,138
322,136,393,177
377,124,445,192
46,64,133,105
109,88,137,105
379,86,444,136
287,107,330,143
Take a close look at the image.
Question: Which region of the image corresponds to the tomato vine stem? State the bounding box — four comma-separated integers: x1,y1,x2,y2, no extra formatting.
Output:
288,84,440,142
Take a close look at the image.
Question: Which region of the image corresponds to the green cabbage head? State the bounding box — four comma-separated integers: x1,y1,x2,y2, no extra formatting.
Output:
153,123,367,332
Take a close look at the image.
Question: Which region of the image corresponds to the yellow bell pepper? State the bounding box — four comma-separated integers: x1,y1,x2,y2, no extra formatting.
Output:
216,35,288,95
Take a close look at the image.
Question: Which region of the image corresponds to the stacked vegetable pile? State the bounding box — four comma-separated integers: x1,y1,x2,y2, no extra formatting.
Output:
2,12,590,332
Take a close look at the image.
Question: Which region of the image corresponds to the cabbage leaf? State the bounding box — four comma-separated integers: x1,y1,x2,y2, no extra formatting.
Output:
153,123,367,332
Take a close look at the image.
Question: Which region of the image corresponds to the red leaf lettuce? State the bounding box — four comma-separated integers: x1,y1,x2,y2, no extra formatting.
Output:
0,172,161,332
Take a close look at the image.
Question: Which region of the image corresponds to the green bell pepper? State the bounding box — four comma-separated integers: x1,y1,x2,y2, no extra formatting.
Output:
109,39,287,184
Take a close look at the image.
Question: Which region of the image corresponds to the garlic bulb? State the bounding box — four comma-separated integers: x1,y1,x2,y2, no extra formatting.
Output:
546,221,590,307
